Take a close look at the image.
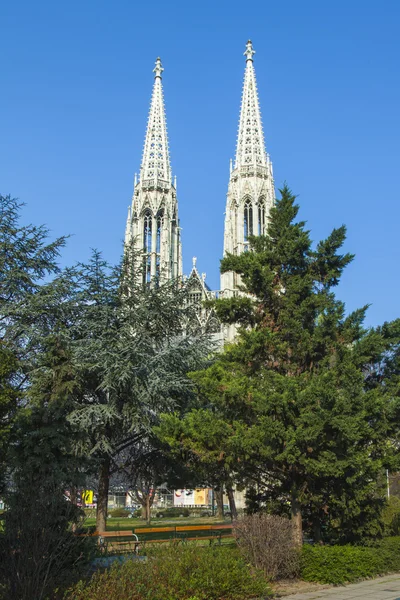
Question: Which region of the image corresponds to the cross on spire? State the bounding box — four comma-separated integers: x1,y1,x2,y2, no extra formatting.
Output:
244,39,255,61
153,57,164,79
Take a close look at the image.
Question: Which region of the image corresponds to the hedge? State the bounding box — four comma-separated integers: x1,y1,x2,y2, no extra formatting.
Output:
301,537,400,584
64,543,271,600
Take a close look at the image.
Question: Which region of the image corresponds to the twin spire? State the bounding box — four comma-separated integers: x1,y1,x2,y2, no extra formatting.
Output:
140,57,172,185
139,41,268,184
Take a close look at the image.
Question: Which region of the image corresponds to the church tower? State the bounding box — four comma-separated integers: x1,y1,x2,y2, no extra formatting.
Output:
221,41,275,309
125,57,182,285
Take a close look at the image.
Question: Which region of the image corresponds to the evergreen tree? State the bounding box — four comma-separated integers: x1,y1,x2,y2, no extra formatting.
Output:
60,248,212,531
0,343,18,493
0,194,67,488
193,186,396,544
157,408,240,518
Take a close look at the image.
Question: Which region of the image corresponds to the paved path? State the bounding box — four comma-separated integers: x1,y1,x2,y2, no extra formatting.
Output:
283,574,400,600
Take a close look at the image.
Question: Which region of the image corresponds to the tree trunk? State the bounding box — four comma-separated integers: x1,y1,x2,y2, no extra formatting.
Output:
70,486,77,505
138,493,151,523
226,486,237,520
291,487,303,547
215,488,224,519
312,517,322,544
146,494,151,525
96,457,111,533
70,487,78,532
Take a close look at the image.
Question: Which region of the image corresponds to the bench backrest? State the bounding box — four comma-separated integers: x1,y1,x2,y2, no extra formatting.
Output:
98,531,134,537
134,527,175,534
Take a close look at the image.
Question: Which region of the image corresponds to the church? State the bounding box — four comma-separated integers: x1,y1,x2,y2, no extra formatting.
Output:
124,41,275,343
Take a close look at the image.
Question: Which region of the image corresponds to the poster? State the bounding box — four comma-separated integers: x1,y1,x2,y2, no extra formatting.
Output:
174,488,211,506
183,489,195,505
174,489,186,506
194,489,206,505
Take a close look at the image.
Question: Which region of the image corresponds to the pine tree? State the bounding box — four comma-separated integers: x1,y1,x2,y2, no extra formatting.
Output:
157,408,240,518
193,186,396,544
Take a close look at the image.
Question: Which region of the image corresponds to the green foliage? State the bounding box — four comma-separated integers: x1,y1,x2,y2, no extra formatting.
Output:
64,544,271,600
382,496,400,536
0,343,18,492
0,483,94,600
19,244,212,530
191,185,397,544
0,394,95,599
301,537,400,584
109,508,131,518
156,408,237,494
0,194,68,490
155,507,190,517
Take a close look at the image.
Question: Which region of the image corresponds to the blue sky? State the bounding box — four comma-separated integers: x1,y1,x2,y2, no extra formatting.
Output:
1,0,399,327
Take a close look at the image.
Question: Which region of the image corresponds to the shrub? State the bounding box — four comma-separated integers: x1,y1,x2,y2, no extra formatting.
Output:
301,537,400,584
233,514,299,580
156,507,190,518
0,488,94,600
109,508,131,518
64,543,271,600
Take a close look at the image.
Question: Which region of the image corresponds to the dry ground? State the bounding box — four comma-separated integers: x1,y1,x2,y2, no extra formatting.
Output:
272,579,333,597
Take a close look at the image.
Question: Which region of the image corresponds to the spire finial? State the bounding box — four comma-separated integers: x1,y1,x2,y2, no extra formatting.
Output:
244,40,255,62
153,57,164,79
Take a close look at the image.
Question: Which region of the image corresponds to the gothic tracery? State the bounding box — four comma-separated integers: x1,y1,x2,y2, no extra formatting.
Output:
125,42,273,346
221,41,275,341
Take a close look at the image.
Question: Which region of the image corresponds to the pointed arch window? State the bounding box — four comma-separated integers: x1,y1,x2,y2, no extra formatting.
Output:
143,210,152,285
244,200,253,250
258,200,265,235
155,209,164,280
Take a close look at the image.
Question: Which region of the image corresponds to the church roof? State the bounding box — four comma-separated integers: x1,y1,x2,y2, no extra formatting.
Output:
186,258,212,293
235,40,268,170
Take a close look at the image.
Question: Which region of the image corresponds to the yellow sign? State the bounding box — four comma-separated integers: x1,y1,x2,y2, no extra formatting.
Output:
82,490,94,504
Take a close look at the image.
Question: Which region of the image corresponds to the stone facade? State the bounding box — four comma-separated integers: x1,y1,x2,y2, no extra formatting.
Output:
124,58,182,286
125,42,274,344
220,41,275,342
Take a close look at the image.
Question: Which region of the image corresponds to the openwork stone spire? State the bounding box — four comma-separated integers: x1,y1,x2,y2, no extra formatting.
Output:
235,40,267,169
140,57,171,184
125,57,182,286
221,41,275,342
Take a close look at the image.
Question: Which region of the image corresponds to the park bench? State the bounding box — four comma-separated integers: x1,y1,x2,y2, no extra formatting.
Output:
80,524,234,554
134,524,234,545
82,530,140,554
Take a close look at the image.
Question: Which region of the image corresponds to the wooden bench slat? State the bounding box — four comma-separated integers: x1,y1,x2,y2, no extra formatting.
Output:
81,531,134,537
175,525,212,532
134,527,175,533
99,531,134,537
